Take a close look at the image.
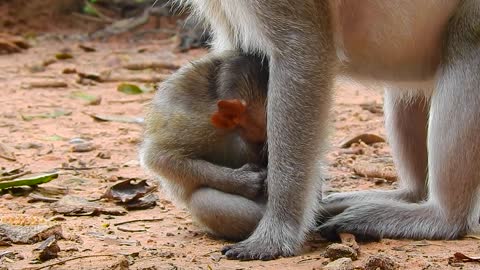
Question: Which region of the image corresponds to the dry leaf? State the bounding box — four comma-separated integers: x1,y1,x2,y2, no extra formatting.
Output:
125,193,158,210
0,215,63,244
453,252,480,262
102,179,156,203
33,235,60,261
50,195,126,216
50,195,100,216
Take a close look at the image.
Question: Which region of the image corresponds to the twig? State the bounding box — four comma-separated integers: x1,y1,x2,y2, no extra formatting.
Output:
393,240,444,250
28,193,59,203
113,218,164,226
87,2,115,23
117,226,147,232
296,257,321,264
108,97,151,104
465,234,480,240
102,74,169,83
71,12,109,24
0,153,15,161
0,170,31,182
91,8,151,39
123,61,179,71
57,166,109,171
22,81,68,89
30,254,119,270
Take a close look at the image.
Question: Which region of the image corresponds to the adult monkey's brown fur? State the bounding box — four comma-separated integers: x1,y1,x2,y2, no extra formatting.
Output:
141,51,270,240
174,0,480,261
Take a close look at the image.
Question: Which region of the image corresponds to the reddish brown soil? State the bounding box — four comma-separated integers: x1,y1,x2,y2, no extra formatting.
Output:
0,0,97,35
0,5,479,270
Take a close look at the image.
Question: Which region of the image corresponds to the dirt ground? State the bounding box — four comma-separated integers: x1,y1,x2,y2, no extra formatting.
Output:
1,5,480,270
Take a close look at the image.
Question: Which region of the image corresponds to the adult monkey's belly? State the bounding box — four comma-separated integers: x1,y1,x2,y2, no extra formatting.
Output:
331,0,460,81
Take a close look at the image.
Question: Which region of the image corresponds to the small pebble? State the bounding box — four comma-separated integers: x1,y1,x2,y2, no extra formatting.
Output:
62,68,77,74
324,257,353,270
70,142,96,153
325,243,358,261
2,194,14,200
97,151,111,159
69,138,87,144
365,254,399,270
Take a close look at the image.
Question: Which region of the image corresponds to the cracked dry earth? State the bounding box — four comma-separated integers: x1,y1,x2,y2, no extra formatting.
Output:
0,38,479,270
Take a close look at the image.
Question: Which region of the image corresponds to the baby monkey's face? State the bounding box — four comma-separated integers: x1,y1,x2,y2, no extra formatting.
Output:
211,99,266,144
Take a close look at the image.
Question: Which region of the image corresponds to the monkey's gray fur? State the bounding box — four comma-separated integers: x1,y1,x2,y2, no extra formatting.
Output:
167,0,480,260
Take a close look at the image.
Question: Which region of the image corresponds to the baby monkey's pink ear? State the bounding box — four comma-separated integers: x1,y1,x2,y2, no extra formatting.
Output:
211,99,247,129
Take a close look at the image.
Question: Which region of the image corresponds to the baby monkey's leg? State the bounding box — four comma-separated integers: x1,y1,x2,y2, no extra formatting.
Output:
190,188,266,240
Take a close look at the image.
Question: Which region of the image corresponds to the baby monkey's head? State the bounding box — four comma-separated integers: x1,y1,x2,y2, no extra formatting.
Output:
210,53,269,144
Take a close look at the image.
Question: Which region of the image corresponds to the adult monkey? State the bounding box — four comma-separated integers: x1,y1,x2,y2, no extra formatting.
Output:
177,0,480,261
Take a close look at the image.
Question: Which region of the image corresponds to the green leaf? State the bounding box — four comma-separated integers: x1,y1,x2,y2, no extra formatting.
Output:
70,91,101,105
44,135,67,141
83,2,99,16
49,110,72,118
117,83,143,95
0,172,58,190
21,110,72,121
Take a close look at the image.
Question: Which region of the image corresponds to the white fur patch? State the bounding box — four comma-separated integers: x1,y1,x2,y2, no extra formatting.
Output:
180,0,272,54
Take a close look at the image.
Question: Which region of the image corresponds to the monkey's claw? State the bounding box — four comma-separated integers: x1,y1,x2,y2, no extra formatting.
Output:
221,244,278,261
220,237,294,261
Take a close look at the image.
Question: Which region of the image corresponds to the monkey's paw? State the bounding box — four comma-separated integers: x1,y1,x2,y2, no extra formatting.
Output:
232,163,267,199
220,220,300,260
221,237,295,261
318,201,463,241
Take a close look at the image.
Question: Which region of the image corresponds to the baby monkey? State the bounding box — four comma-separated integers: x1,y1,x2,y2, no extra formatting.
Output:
140,51,269,240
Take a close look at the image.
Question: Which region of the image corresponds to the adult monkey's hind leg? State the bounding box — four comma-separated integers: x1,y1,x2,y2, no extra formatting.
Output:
319,1,480,240
320,89,430,219
221,1,335,260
